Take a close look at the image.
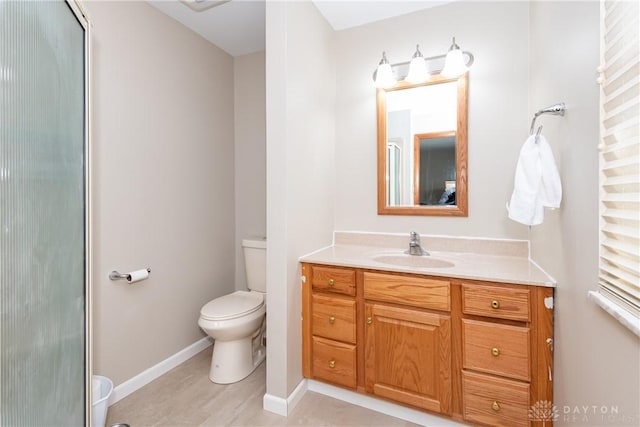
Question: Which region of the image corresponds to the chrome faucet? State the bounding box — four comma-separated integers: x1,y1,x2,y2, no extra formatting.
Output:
408,231,429,256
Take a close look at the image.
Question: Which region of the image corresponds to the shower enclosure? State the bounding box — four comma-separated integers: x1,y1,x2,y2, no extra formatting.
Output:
0,0,90,424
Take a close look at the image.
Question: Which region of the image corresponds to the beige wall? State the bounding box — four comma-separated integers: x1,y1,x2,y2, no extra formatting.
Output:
265,0,336,399
333,1,530,240
234,51,266,291
87,1,235,386
529,1,640,424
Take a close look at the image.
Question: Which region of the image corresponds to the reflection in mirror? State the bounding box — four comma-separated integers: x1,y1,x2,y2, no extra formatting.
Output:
377,74,468,216
414,131,456,206
387,139,402,206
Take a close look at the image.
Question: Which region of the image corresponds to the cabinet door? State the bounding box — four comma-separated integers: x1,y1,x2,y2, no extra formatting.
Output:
364,303,451,414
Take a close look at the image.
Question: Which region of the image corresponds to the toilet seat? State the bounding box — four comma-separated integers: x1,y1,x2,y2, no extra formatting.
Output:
200,291,264,321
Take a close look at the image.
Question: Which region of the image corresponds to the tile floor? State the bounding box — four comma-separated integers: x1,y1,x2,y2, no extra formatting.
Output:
106,347,418,427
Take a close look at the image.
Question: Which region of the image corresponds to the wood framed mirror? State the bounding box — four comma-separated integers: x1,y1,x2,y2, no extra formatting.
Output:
377,73,468,216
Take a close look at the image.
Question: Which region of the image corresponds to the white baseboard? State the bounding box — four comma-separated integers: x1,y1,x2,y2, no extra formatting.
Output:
287,379,307,412
109,337,213,405
307,380,466,427
262,393,287,416
262,379,308,416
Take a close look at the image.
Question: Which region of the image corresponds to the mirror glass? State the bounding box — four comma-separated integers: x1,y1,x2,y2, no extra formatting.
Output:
377,74,468,216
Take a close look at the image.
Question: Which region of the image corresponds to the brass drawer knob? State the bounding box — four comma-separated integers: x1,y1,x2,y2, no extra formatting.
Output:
491,300,500,309
491,347,500,357
366,317,372,324
329,360,336,368
329,316,336,324
491,401,501,412
328,279,335,287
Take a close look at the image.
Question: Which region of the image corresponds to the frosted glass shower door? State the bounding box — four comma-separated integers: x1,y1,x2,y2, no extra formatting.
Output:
1,0,88,425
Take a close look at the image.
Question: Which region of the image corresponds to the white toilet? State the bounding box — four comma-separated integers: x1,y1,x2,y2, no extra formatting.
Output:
198,237,266,384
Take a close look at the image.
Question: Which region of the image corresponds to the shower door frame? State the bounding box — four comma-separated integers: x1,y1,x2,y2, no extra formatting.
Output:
65,0,92,423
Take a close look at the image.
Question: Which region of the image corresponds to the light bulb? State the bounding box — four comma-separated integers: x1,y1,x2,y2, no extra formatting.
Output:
374,52,397,88
441,37,467,77
405,45,428,83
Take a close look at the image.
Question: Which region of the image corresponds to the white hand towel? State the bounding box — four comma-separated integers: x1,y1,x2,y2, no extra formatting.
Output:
538,134,562,209
507,134,562,226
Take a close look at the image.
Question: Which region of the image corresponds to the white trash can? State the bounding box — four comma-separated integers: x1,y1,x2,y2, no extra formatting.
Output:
92,375,113,427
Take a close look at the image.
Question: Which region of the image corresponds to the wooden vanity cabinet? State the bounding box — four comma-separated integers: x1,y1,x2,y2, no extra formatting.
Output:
302,264,358,389
460,282,554,427
363,272,452,414
301,263,554,427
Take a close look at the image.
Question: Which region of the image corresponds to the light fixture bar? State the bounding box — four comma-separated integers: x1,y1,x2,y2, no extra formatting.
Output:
372,51,474,83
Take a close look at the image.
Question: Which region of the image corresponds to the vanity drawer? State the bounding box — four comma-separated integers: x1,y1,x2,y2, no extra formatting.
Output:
462,283,530,321
463,319,530,381
462,370,530,427
312,336,356,389
312,294,356,343
311,265,356,296
363,272,450,311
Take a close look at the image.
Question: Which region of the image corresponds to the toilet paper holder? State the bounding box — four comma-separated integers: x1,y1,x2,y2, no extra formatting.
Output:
109,268,151,282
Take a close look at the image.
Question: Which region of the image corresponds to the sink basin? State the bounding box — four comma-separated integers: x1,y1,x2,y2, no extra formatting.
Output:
373,254,455,269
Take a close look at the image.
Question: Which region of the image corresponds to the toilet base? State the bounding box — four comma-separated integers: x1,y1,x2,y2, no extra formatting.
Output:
209,328,266,384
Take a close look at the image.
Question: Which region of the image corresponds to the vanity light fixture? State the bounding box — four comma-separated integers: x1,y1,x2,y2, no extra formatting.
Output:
374,52,397,89
372,37,473,86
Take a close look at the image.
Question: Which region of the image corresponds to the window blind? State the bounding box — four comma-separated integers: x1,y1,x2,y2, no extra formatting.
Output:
596,0,640,326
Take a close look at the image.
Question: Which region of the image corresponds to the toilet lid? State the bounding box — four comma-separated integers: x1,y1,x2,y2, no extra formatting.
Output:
200,291,264,321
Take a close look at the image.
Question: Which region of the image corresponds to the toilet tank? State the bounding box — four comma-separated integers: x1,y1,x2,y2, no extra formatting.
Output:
242,237,266,293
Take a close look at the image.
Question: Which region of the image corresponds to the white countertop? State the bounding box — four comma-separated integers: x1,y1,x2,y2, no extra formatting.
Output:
299,232,556,287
